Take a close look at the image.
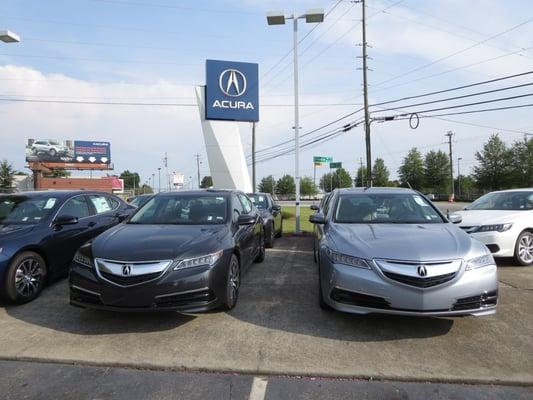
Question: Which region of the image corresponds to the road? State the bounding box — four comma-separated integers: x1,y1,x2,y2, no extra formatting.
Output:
0,236,532,399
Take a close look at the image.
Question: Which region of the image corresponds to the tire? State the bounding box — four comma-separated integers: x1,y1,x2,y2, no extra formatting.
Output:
48,148,57,157
514,231,533,266
4,251,47,304
221,254,240,310
265,222,275,249
318,262,332,311
275,219,283,238
254,235,266,263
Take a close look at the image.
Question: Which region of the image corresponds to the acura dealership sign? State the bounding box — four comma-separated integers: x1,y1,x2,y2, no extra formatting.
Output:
205,59,259,122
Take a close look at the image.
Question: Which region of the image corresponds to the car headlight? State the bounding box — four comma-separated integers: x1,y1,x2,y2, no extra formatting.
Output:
474,223,513,233
465,254,495,270
73,248,94,268
173,250,224,270
326,247,370,269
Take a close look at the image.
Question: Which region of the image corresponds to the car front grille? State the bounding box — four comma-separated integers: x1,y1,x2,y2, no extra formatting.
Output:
382,271,457,288
155,289,215,308
99,271,163,287
452,291,498,311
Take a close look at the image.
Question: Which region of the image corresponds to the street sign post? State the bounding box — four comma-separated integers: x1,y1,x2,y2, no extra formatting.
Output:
330,162,342,169
313,156,333,189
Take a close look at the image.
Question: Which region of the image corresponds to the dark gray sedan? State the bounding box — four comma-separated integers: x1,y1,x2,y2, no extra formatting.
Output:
247,192,282,248
69,190,265,312
310,188,498,317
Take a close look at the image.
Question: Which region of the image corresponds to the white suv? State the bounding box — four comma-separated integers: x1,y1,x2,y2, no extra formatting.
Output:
31,140,69,157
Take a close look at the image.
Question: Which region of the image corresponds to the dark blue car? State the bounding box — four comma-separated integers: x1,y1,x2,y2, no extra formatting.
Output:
0,191,134,304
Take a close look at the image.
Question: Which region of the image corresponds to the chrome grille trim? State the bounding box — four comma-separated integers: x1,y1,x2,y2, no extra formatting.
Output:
94,258,173,287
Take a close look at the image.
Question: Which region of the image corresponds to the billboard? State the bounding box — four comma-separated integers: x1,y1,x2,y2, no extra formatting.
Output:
25,139,111,164
205,59,259,122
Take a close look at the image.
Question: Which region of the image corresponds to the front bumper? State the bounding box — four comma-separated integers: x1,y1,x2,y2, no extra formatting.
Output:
469,230,516,258
69,253,231,313
320,255,498,317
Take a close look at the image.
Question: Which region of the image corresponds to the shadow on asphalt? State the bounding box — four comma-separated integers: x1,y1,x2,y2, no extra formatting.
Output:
229,236,455,342
2,280,195,335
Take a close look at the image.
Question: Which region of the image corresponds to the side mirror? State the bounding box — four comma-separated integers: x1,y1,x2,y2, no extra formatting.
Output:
271,205,281,212
237,214,257,225
54,215,79,226
116,212,129,222
448,214,462,224
309,213,325,224
310,204,319,211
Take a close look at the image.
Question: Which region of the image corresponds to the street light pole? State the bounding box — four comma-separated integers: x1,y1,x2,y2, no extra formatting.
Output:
267,8,324,233
457,157,462,197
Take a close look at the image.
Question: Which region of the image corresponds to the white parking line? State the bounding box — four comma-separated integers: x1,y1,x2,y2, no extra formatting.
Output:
248,376,268,400
267,248,313,255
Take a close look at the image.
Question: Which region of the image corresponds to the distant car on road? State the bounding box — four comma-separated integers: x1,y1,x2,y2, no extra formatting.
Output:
0,191,134,304
31,140,69,157
454,189,533,266
247,192,282,247
310,188,498,317
69,190,265,312
127,194,153,208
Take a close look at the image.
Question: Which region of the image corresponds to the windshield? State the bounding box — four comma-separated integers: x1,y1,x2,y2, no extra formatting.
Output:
0,195,58,225
334,193,445,224
130,195,151,208
129,195,227,225
248,194,269,209
467,191,533,210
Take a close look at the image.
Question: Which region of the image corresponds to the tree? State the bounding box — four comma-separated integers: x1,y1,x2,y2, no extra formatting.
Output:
455,175,476,199
509,136,533,188
276,174,295,197
354,166,367,187
300,176,318,198
423,150,450,194
0,160,15,191
398,148,424,189
473,134,512,191
140,184,153,194
119,170,141,193
258,175,276,194
372,158,390,187
200,176,213,188
319,168,352,192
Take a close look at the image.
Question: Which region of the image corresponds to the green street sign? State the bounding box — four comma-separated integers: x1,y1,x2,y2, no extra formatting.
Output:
330,162,342,169
313,156,333,163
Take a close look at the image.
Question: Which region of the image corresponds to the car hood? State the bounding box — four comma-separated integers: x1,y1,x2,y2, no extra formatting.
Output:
0,224,35,241
330,223,473,262
91,224,229,261
455,209,527,225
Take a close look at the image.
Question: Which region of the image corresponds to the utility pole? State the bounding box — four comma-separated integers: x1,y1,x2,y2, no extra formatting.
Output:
457,157,462,197
359,157,364,187
195,154,201,189
445,131,455,201
361,0,372,187
157,167,161,193
163,152,169,191
293,16,302,233
252,122,256,192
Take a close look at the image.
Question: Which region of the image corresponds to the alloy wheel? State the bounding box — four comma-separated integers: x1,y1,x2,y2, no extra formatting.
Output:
518,232,533,264
228,257,240,306
15,258,44,298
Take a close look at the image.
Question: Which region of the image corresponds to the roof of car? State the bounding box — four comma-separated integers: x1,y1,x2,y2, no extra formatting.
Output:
492,188,533,193
2,190,112,198
156,189,239,196
336,187,415,194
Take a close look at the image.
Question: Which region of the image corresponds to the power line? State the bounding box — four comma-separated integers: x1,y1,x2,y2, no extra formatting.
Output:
390,103,533,121
370,70,533,107
372,16,533,88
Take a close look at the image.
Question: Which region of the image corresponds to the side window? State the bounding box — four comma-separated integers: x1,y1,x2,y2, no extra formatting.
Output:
232,194,245,222
238,194,253,214
57,196,91,219
106,196,120,210
88,195,112,215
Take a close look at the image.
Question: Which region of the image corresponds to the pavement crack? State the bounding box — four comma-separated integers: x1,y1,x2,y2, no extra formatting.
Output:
499,279,533,291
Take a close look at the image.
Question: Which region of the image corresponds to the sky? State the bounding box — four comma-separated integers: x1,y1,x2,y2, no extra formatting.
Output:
1,0,533,189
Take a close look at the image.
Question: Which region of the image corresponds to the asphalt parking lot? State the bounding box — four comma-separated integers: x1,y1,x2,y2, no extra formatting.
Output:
0,235,532,398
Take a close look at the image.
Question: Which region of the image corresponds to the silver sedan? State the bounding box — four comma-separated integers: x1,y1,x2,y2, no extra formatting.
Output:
310,188,498,317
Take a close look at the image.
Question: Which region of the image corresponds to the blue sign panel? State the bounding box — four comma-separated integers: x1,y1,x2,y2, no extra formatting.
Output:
74,141,111,164
205,59,259,122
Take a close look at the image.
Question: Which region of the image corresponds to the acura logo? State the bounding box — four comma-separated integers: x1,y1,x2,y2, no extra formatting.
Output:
417,265,428,277
219,69,247,97
122,264,132,276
